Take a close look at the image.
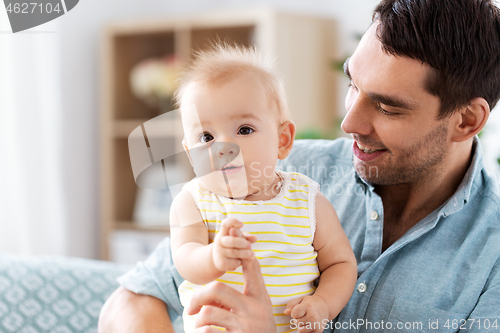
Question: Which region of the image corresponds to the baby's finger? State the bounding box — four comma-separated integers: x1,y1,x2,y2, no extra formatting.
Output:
242,232,257,243
284,297,304,315
220,235,251,249
290,303,308,319
229,226,244,238
219,258,242,271
220,218,243,237
222,247,254,259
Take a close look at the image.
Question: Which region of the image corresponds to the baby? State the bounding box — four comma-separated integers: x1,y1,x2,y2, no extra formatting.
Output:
169,44,357,333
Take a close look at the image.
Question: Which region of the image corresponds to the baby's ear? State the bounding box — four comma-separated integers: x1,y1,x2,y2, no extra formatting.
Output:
278,121,296,160
182,138,194,166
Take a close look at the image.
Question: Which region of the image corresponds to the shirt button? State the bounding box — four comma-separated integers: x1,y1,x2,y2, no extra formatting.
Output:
357,283,367,293
370,211,379,220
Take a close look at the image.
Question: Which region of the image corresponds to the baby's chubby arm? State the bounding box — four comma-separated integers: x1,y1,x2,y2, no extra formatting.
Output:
170,189,257,285
284,192,357,333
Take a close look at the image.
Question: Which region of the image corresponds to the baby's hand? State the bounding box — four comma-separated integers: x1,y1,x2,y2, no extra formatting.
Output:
284,295,329,333
212,218,257,272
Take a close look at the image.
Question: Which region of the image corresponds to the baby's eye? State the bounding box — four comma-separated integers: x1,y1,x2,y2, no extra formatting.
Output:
199,132,214,143
238,126,254,135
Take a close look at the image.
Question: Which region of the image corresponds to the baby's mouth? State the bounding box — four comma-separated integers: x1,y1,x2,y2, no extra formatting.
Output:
220,164,244,174
221,164,240,170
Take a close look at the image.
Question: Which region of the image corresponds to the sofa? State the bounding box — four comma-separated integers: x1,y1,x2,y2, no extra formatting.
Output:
0,254,130,333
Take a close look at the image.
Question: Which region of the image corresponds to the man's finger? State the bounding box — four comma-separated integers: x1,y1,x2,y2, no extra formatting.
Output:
187,281,247,315
241,256,271,304
194,305,237,332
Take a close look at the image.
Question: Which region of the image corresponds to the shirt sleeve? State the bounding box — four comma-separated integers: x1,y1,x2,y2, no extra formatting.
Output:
460,261,500,333
117,237,185,333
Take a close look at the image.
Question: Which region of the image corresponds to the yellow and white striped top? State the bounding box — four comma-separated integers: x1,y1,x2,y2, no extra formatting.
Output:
179,171,320,333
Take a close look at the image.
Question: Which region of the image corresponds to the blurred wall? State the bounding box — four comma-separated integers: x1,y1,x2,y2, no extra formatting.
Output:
57,0,380,258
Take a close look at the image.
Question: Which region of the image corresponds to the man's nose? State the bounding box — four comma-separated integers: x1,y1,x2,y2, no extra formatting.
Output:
341,94,374,136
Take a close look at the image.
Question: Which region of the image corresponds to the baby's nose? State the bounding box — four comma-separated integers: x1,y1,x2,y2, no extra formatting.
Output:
216,143,235,156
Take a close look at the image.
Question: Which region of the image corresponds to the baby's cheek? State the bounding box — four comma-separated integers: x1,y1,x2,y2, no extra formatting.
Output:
198,172,225,191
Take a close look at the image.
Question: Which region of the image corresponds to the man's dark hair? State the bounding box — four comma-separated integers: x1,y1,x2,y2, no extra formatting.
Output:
373,0,500,118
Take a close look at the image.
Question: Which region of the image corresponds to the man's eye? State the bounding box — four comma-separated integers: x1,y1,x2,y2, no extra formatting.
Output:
376,104,398,116
200,133,214,142
238,126,254,135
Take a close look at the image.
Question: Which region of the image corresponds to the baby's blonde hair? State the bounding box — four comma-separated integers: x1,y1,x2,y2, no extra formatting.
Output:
173,43,290,123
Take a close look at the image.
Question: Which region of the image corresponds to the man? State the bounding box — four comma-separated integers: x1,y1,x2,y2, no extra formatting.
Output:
99,0,500,332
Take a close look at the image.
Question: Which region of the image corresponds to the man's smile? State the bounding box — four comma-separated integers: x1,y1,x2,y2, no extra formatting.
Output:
353,141,387,162
356,141,384,154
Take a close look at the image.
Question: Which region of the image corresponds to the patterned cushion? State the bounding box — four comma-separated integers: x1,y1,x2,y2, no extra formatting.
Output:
0,254,130,333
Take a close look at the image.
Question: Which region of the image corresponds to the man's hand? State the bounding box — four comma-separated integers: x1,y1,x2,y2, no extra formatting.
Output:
98,287,174,333
187,254,277,333
284,295,329,333
212,218,257,272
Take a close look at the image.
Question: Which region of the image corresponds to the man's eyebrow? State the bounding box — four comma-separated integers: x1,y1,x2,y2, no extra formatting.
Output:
344,57,417,111
368,92,418,110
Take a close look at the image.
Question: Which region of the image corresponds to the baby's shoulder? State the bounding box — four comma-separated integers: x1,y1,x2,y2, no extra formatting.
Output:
170,186,204,227
171,187,196,209
281,171,319,189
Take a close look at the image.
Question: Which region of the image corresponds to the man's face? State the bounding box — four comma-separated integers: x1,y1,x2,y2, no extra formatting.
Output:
341,24,452,186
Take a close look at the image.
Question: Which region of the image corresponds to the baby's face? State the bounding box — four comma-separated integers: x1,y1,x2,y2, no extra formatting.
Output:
181,72,281,198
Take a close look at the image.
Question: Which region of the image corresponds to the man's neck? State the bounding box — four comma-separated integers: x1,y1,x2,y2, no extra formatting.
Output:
376,140,474,252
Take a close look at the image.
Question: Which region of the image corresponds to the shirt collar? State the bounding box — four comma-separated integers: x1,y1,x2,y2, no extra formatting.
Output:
440,136,482,217
353,136,483,216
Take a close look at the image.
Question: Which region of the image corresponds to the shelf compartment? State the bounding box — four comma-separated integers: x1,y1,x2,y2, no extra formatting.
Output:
112,31,176,120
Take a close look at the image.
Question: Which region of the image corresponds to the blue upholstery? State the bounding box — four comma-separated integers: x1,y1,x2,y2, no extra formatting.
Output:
0,254,129,333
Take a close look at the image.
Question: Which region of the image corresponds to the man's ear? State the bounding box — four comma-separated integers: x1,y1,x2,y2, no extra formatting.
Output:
451,97,489,143
182,138,194,166
278,121,296,160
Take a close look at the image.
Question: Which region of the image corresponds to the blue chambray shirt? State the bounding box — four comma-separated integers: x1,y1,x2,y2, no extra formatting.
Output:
118,137,500,333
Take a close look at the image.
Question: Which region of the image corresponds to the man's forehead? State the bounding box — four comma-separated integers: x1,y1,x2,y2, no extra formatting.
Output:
349,24,394,77
347,25,434,106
